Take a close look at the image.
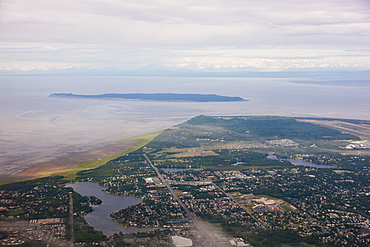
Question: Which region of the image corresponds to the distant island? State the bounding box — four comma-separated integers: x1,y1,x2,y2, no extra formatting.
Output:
49,93,245,102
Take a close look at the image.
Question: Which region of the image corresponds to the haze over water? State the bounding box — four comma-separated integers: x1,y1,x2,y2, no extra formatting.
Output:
1,76,369,179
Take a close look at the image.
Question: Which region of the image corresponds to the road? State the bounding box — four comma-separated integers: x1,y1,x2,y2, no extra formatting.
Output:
212,183,267,230
143,154,224,247
69,192,74,247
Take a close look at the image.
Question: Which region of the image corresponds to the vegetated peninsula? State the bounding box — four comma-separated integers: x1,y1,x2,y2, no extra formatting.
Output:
1,116,370,246
49,93,245,102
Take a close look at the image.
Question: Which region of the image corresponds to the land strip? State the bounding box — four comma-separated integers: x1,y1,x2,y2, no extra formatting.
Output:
303,119,370,138
1,116,369,246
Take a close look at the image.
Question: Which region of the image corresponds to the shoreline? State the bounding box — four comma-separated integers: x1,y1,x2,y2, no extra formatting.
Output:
0,131,162,183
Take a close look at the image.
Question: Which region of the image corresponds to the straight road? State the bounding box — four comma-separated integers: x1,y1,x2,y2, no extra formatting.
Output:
69,192,74,247
143,154,223,247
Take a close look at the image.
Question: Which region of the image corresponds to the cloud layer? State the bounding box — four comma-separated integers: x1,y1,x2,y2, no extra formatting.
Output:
1,0,370,72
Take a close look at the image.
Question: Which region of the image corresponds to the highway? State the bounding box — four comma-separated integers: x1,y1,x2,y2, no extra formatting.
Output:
69,192,74,247
143,154,223,247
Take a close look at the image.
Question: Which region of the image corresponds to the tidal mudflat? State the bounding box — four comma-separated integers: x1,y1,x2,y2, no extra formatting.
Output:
1,76,369,181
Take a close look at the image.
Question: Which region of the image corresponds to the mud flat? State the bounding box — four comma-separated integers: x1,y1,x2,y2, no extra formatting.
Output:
1,76,370,182
1,131,160,182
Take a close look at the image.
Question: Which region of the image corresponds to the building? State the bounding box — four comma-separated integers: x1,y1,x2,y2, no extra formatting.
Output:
171,236,193,247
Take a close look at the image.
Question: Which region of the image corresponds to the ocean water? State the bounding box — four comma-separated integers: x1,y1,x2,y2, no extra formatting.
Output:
0,76,369,178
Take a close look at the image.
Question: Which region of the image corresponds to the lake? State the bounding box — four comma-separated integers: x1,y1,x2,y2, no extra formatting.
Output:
0,76,369,178
267,155,336,168
65,182,154,236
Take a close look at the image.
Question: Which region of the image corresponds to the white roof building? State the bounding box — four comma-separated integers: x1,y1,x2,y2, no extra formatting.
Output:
171,236,193,247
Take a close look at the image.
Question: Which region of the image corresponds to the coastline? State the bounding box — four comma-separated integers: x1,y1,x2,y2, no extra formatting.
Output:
0,131,162,183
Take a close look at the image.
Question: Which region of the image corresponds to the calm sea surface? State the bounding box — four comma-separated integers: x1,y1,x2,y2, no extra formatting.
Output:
66,182,153,236
0,76,369,177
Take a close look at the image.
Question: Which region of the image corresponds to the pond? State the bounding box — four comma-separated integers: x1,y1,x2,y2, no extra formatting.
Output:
267,155,336,168
66,182,155,236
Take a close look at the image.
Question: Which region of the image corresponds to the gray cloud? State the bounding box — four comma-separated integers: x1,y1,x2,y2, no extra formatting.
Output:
1,0,370,71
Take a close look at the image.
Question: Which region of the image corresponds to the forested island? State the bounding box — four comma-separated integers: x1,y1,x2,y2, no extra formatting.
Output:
49,93,245,102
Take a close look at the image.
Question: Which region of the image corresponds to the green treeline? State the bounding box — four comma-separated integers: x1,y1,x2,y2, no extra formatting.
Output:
186,115,359,141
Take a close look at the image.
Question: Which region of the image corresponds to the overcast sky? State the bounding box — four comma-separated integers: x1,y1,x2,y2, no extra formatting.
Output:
1,0,370,73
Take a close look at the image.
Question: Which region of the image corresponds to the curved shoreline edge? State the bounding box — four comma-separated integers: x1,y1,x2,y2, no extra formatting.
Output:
0,131,162,184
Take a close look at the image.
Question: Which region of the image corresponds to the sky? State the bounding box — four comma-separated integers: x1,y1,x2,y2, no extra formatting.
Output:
1,0,370,73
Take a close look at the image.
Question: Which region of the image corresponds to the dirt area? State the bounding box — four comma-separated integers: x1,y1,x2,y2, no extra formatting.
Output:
6,139,137,181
